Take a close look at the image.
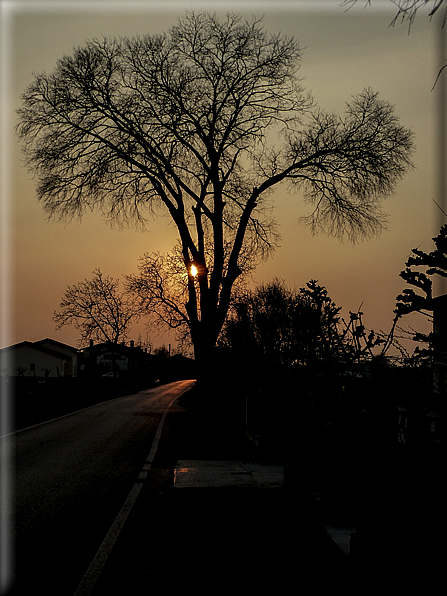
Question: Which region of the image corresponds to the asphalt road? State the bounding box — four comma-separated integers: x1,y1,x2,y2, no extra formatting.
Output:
6,379,195,595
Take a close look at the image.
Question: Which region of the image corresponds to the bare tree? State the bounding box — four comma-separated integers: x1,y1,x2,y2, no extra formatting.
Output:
18,12,414,370
126,247,192,346
126,239,252,350
341,0,447,26
53,268,140,346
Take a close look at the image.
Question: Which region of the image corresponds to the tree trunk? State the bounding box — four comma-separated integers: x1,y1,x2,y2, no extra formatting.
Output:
193,336,216,379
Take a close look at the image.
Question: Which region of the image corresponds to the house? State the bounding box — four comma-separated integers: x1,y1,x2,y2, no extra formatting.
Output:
78,340,196,382
78,340,155,378
0,338,78,378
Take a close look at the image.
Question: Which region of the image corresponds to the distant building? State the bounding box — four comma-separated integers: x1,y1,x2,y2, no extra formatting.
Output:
0,338,78,377
161,353,196,382
78,340,196,382
78,340,154,378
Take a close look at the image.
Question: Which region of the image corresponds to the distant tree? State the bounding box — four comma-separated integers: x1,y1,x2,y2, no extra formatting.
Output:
126,246,193,347
18,12,415,375
219,279,345,373
289,280,345,370
53,268,141,346
135,333,153,353
153,345,171,359
222,278,403,377
126,241,249,350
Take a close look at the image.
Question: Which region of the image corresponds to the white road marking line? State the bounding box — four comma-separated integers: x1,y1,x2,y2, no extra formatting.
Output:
73,393,179,596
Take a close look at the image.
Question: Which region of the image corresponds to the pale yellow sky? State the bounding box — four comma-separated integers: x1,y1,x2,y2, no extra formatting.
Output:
1,0,442,352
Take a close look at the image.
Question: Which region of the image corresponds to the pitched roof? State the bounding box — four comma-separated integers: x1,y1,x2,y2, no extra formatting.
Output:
34,338,78,353
0,338,77,357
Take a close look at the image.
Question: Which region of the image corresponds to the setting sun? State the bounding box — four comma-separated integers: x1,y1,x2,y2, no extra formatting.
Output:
190,265,198,277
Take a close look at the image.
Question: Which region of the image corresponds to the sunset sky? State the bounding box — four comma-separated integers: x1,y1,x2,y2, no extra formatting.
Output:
1,0,444,354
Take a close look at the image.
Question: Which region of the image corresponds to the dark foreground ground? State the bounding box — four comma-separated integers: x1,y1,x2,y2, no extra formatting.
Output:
7,378,445,593
87,386,349,594
81,385,445,594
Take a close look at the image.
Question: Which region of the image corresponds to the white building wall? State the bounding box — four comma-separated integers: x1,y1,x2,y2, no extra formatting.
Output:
36,340,78,376
4,346,68,377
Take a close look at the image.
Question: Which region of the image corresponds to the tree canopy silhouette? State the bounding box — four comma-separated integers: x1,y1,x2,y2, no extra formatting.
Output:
17,12,415,367
219,279,343,371
221,278,401,375
392,224,447,364
395,223,447,317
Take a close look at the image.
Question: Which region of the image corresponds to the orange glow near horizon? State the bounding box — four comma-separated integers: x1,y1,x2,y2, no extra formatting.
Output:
6,8,435,353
